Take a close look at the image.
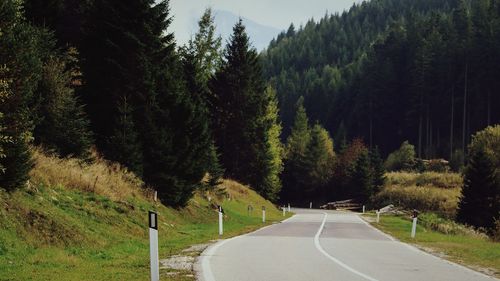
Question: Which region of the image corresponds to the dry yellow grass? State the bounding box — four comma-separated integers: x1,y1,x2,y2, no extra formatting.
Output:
29,148,144,201
373,171,464,218
373,185,461,218
386,171,462,189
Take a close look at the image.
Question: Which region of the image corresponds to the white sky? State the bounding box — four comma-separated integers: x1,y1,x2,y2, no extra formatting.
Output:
170,0,363,46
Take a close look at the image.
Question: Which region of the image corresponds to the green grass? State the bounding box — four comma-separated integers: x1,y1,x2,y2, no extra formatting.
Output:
366,214,500,277
0,181,289,281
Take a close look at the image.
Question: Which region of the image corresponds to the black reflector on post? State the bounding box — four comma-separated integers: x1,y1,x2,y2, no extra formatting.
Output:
149,211,157,230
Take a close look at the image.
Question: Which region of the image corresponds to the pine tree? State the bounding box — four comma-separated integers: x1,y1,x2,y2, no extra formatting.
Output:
181,9,224,189
0,66,12,174
107,96,143,175
34,51,92,158
457,149,498,230
304,123,335,198
369,147,386,195
141,0,213,207
349,151,373,203
332,139,369,200
0,0,47,190
457,125,500,232
80,0,151,170
258,86,283,201
211,19,273,196
181,49,223,190
281,97,311,203
184,8,222,94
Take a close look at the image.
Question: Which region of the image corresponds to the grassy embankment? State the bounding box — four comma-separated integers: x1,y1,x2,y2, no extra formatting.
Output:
367,171,499,277
372,171,462,218
367,214,500,277
0,149,289,281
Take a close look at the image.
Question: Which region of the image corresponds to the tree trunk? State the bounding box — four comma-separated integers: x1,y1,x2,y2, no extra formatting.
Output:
369,99,373,149
450,86,454,160
462,62,468,162
487,90,491,126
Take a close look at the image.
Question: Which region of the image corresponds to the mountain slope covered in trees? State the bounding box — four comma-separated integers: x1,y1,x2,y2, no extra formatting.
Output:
261,0,500,161
1,1,282,206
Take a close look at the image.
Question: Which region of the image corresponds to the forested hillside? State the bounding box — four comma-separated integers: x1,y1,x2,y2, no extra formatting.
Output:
0,1,282,206
261,0,500,161
1,0,499,222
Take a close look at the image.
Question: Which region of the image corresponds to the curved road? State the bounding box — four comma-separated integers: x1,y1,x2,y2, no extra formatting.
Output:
197,209,497,281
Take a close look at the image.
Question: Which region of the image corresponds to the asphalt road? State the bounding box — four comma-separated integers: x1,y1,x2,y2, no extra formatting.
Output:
196,208,497,281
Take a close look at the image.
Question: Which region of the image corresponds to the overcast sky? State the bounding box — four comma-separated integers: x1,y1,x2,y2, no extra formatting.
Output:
170,0,363,47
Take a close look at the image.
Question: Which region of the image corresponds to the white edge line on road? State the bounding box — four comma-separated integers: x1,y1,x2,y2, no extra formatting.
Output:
197,213,297,281
314,212,379,281
357,214,498,280
199,237,233,281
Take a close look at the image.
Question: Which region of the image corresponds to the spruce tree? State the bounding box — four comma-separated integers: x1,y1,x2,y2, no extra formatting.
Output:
0,0,46,190
332,139,369,200
304,123,335,199
281,97,311,203
181,9,224,189
0,66,12,174
80,0,150,173
457,125,500,232
34,51,92,158
457,149,498,230
106,96,143,175
369,147,386,195
211,19,277,197
349,151,373,203
184,8,222,94
258,86,283,201
141,0,214,207
181,50,223,190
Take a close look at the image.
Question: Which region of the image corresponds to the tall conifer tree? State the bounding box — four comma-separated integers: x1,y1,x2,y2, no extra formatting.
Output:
211,19,281,199
0,0,46,190
281,98,311,203
182,8,224,188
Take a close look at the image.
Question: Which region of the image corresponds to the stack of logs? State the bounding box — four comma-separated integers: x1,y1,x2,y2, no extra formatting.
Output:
320,199,361,210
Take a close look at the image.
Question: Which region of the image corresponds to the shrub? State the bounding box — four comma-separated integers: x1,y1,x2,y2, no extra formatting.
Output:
385,141,416,171
457,125,500,233
419,212,487,238
493,219,500,242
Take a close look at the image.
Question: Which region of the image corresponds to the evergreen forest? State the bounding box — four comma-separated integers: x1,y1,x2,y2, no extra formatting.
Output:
0,0,499,235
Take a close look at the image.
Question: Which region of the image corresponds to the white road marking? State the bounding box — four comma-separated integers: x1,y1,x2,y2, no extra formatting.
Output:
201,237,233,281
357,214,498,280
314,212,379,281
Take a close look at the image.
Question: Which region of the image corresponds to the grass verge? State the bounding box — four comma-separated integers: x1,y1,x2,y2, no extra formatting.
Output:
0,150,290,281
365,214,500,278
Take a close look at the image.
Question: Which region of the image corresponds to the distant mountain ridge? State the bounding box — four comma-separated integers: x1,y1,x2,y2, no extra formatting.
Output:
202,10,282,51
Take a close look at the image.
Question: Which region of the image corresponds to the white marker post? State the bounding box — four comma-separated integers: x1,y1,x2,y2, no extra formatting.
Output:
282,206,286,217
310,202,312,209
411,217,418,238
218,206,223,236
376,211,380,223
362,205,365,214
149,211,159,281
288,203,291,212
262,206,266,223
